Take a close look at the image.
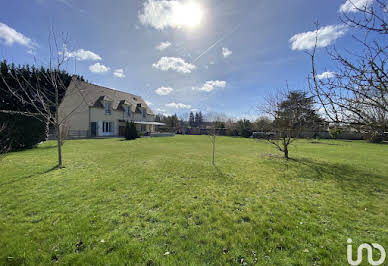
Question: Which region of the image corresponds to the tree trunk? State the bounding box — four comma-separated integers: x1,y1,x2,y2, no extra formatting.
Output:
55,80,62,168
284,146,289,160
212,135,215,165
56,122,62,167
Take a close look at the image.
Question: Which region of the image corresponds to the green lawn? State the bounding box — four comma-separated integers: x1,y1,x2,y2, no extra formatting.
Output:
0,136,387,265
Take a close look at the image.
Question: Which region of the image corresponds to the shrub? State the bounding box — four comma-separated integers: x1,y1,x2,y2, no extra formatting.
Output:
0,113,47,151
130,122,139,139
365,130,384,143
124,121,131,140
124,121,139,140
236,119,253,138
329,127,343,139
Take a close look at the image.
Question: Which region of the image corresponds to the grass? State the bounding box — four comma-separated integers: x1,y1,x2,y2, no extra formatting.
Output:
0,136,387,265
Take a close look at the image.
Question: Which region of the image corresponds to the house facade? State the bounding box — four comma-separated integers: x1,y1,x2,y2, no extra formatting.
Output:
59,77,163,138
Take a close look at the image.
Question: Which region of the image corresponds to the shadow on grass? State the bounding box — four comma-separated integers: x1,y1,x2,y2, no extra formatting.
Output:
36,144,57,150
309,141,339,146
287,157,387,194
0,165,60,187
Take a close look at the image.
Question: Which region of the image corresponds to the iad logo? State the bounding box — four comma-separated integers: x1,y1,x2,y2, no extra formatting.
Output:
347,239,386,265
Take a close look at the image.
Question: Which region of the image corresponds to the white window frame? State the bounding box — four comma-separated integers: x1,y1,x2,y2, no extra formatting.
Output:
102,121,113,133
104,102,112,115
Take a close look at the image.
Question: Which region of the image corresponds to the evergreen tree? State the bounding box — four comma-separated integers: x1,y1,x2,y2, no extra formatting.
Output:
194,112,200,127
189,112,195,127
129,122,139,139
0,60,77,113
124,121,131,140
170,114,179,129
0,60,81,153
275,91,323,135
198,112,203,126
263,90,324,159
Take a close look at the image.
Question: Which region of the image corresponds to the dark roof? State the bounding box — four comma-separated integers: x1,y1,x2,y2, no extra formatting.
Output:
69,78,154,115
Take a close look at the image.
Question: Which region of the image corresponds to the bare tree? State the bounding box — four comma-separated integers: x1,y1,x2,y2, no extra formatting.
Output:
261,91,295,159
0,32,85,167
210,123,216,165
308,2,387,142
206,113,227,165
59,122,71,146
340,0,387,34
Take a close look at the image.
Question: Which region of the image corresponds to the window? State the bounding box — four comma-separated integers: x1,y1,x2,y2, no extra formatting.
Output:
126,105,131,116
142,108,146,118
104,102,111,114
103,121,113,133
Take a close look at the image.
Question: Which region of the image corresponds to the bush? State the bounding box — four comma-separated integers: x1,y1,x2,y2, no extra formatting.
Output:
365,130,384,143
236,119,253,138
0,113,47,151
329,127,343,139
130,122,139,139
124,121,131,140
124,121,139,140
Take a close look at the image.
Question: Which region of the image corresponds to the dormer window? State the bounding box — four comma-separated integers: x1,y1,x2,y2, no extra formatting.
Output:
104,102,111,114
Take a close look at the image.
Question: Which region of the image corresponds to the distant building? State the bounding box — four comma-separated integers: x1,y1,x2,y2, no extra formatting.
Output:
59,77,164,138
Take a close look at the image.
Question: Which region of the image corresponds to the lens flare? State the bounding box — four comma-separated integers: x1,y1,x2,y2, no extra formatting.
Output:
173,2,203,28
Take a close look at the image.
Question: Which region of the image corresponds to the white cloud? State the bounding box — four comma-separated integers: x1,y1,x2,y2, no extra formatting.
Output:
152,57,196,74
64,48,102,61
317,71,336,79
145,101,153,106
89,63,110,73
156,41,171,51
138,0,203,30
222,47,232,58
113,68,125,78
0,23,35,48
155,86,174,95
339,0,374,13
193,80,226,92
166,102,191,109
289,24,347,50
155,108,166,113
139,0,179,30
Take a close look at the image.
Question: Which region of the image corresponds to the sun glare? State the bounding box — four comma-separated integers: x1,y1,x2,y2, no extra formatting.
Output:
173,2,203,28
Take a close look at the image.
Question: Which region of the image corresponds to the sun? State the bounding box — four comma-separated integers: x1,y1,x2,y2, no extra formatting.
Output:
173,2,203,28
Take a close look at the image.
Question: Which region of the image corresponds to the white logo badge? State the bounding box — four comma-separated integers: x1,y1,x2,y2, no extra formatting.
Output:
347,238,386,265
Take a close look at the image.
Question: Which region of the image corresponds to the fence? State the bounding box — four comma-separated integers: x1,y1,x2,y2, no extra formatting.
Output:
48,130,89,140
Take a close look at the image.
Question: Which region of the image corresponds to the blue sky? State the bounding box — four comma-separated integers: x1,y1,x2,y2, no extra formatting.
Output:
0,0,375,119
